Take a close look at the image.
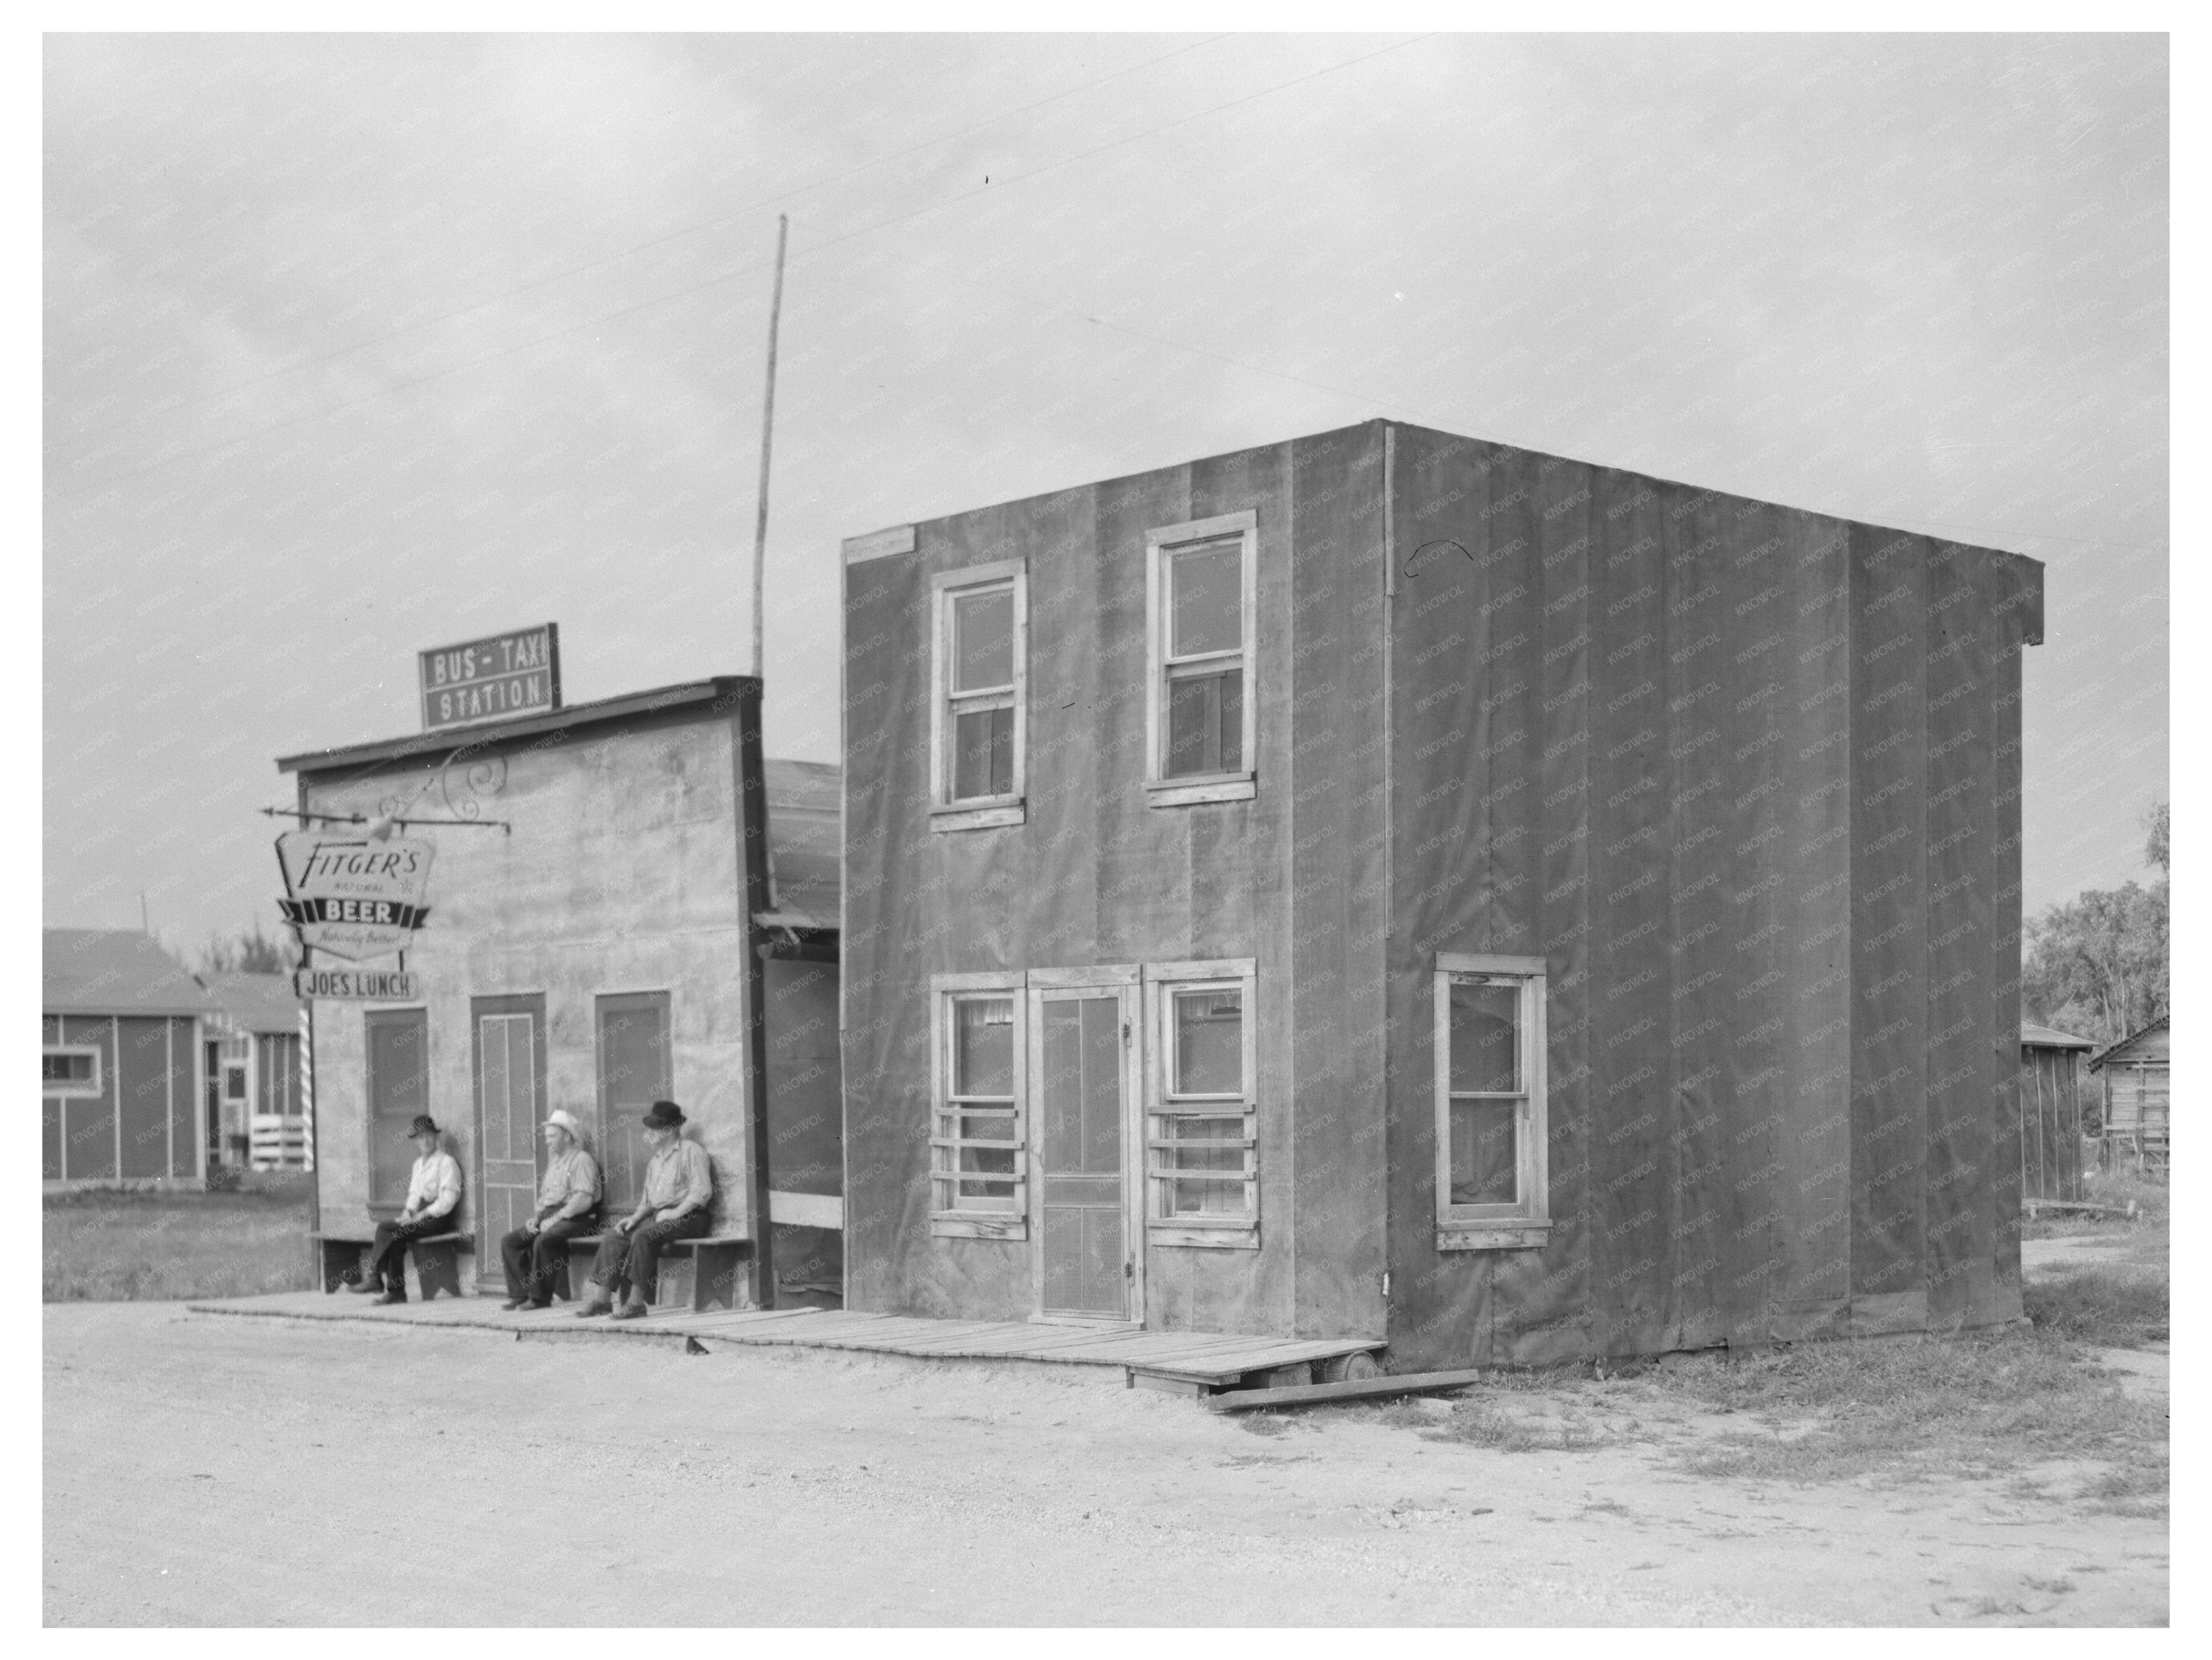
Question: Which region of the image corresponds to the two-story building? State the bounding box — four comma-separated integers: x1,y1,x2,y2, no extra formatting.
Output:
840,418,2042,1369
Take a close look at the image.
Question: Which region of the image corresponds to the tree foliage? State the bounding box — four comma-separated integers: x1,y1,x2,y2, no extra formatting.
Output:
198,920,299,977
2022,800,2169,1044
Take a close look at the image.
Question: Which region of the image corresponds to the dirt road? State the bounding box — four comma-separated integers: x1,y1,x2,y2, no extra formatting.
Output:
44,1303,2167,1626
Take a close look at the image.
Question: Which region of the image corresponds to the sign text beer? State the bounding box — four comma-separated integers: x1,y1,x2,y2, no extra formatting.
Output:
419,622,561,733
276,830,437,961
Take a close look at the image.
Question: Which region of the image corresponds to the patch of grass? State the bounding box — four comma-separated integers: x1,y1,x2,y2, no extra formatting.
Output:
2024,1266,2168,1347
1422,1399,1606,1453
44,1187,315,1302
1647,1327,2166,1514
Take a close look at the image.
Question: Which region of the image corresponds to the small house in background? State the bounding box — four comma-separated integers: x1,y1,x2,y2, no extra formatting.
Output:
198,971,310,1173
2090,1017,2170,1175
276,676,841,1309
43,928,206,1188
2019,1022,2096,1204
841,417,2043,1371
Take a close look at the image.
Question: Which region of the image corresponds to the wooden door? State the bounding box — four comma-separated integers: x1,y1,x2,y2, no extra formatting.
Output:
471,997,545,1289
1030,982,1139,1324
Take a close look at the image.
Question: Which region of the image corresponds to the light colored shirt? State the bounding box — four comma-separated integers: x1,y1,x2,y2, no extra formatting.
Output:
536,1147,601,1219
404,1151,462,1220
640,1137,714,1216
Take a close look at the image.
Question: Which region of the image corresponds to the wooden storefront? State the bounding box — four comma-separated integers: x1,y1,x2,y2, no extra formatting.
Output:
277,679,841,1307
841,418,2044,1368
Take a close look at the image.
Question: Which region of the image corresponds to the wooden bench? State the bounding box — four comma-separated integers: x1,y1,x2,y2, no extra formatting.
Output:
315,1229,472,1301
559,1232,753,1312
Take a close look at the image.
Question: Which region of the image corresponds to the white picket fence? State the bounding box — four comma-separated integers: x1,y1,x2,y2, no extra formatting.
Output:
249,1114,310,1171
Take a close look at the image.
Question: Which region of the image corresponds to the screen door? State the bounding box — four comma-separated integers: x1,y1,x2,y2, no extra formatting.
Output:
472,996,545,1289
1030,981,1138,1322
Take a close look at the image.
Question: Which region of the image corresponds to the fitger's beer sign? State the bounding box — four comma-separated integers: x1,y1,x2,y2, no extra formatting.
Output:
276,830,437,962
419,622,560,733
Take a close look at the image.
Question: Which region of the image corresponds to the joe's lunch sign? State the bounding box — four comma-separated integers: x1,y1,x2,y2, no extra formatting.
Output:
419,622,560,733
276,831,437,963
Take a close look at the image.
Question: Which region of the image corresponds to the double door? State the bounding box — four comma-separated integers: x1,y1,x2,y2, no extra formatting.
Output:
1028,977,1143,1325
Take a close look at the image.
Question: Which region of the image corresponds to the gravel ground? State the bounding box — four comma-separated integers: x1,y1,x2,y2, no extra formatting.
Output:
44,1302,2169,1627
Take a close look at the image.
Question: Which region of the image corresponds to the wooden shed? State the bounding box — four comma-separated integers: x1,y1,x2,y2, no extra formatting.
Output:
277,678,843,1307
43,928,206,1188
2089,1017,2169,1175
2019,1021,2095,1204
840,418,2043,1368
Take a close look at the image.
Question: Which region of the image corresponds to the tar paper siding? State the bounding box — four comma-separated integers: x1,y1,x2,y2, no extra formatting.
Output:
298,704,763,1257
1381,423,2040,1369
41,1012,199,1184
841,429,1392,1337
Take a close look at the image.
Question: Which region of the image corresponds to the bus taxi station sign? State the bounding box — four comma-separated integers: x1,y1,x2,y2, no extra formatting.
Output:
419,622,560,733
275,830,437,961
294,965,423,1002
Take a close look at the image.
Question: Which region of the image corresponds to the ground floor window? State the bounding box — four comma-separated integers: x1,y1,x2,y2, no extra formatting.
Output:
930,972,1027,1238
596,991,672,1216
42,1046,101,1096
1434,953,1550,1250
1143,959,1258,1249
364,1007,429,1207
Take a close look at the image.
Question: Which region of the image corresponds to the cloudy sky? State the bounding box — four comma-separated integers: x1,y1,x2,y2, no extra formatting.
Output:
44,32,2167,958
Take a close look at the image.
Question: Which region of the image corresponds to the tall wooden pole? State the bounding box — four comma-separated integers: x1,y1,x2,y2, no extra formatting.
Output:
752,214,788,681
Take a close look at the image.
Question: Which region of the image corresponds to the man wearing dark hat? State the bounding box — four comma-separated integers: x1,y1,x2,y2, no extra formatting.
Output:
355,1114,463,1305
575,1100,713,1320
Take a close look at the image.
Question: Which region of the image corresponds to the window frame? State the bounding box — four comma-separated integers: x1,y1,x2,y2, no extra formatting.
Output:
1141,958,1259,1250
929,560,1028,833
1144,511,1258,807
594,989,673,1220
1433,952,1551,1251
42,1044,103,1099
929,970,1030,1239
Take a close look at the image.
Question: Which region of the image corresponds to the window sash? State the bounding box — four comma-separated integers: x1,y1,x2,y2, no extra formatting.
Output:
932,564,1027,812
932,984,1028,1221
1145,962,1258,1232
1434,961,1548,1229
1145,513,1256,790
42,1046,102,1097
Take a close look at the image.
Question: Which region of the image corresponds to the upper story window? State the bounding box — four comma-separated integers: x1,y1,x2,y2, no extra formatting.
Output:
1145,511,1257,807
1433,953,1551,1251
930,560,1027,832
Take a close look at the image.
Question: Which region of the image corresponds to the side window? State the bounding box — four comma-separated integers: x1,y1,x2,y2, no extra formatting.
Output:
930,972,1028,1239
1433,954,1551,1250
42,1047,101,1097
1144,510,1257,806
930,560,1027,832
1144,959,1258,1249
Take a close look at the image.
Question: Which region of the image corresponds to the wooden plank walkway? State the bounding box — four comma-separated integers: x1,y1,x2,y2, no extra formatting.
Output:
185,1291,1381,1384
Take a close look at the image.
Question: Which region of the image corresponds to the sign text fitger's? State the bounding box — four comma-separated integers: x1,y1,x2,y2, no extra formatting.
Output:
276,830,437,961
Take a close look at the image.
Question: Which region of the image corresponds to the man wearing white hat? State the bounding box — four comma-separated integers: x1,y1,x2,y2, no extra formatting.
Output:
497,1108,603,1310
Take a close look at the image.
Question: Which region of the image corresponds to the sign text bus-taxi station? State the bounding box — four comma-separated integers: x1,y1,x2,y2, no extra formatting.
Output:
419,623,561,733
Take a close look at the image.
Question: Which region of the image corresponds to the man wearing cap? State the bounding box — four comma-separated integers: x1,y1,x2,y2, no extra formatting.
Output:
497,1109,602,1310
576,1100,713,1320
355,1114,462,1305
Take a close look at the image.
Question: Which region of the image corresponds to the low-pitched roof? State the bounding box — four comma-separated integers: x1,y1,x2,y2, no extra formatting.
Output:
2020,1021,2096,1051
2089,1015,2170,1071
200,970,304,1035
44,929,212,1019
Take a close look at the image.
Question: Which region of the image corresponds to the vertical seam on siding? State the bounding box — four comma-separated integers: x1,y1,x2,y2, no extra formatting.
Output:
112,1014,122,1180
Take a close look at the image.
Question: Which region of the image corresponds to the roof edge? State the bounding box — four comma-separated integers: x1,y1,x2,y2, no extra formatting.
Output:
277,676,760,776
